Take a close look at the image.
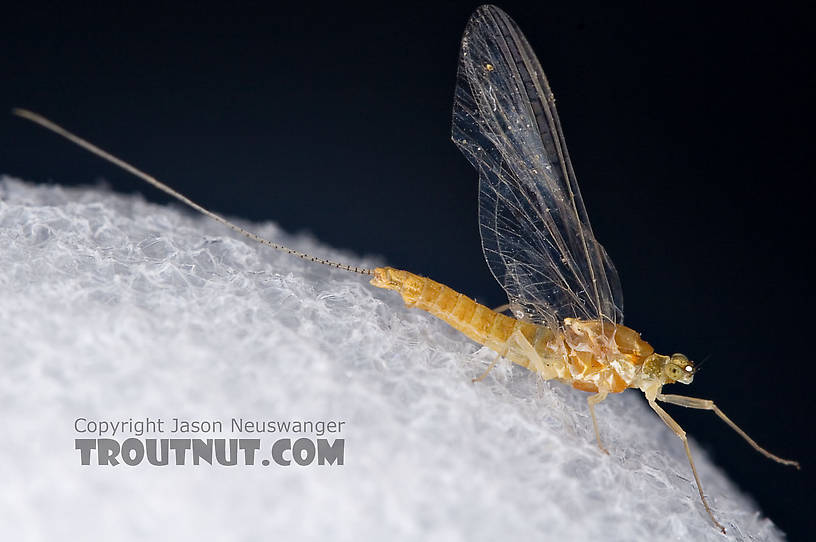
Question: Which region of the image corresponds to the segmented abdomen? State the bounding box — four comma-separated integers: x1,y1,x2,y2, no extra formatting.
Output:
370,267,557,370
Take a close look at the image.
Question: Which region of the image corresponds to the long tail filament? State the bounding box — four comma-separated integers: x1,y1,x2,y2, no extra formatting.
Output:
12,108,372,276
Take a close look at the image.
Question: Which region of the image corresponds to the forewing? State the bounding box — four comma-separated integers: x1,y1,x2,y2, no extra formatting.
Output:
452,5,623,327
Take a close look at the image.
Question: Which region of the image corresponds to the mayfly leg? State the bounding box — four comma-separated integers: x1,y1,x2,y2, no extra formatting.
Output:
657,393,800,468
472,329,523,383
587,392,609,454
472,353,502,383
472,329,552,383
492,304,512,315
648,399,726,534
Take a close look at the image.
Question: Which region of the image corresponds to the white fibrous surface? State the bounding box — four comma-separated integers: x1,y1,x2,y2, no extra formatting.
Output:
0,176,781,541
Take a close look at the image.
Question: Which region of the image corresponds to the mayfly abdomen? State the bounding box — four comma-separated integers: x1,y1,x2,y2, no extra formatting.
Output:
370,267,561,374
371,267,663,392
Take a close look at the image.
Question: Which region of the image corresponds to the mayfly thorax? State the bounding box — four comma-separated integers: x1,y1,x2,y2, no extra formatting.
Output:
14,4,799,533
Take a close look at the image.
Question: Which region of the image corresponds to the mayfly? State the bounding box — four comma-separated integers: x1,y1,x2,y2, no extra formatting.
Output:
14,4,798,533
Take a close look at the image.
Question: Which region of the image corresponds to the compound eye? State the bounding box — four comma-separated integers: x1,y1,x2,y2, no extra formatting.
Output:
671,353,689,363
665,365,683,380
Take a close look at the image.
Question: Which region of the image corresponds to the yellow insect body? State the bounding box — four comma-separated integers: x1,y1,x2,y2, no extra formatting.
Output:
371,266,655,395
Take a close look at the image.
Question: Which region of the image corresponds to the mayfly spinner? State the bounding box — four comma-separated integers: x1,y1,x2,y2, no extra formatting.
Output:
14,4,798,533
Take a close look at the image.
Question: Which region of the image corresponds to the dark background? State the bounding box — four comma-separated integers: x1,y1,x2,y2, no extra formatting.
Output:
2,1,813,537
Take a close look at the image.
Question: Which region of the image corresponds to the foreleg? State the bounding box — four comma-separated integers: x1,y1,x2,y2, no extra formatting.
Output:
657,393,799,468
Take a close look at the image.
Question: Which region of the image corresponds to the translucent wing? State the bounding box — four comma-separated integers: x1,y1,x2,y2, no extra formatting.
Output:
452,5,623,328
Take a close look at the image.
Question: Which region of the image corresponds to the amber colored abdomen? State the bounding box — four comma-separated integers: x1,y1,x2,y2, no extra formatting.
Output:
370,267,550,366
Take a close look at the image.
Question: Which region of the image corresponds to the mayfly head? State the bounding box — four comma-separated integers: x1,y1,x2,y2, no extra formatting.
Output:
642,352,695,386
666,353,695,384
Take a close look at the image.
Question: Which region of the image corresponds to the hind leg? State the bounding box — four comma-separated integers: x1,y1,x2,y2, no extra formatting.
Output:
657,393,799,468
472,329,552,382
472,352,502,383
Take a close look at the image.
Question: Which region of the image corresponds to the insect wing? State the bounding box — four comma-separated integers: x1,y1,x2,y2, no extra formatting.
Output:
452,5,623,327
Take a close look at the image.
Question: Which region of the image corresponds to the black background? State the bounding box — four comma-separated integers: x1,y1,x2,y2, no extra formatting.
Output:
2,1,813,538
